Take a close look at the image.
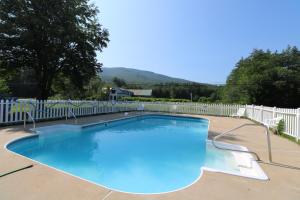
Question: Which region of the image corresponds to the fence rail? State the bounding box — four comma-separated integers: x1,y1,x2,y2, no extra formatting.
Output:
0,99,299,141
0,99,140,125
245,105,300,140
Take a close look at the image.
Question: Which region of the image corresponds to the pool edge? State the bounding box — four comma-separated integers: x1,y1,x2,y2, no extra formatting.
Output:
3,113,268,195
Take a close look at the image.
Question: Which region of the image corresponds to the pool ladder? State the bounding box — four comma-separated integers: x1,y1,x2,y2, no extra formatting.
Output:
24,109,78,130
24,112,36,130
212,123,272,162
66,109,77,124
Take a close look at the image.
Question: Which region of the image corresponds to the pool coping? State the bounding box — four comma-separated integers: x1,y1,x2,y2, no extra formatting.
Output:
4,113,268,195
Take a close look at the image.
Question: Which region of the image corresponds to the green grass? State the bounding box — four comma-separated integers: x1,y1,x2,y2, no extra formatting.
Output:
9,103,92,113
10,104,31,113
9,102,125,114
248,119,299,145
280,133,300,145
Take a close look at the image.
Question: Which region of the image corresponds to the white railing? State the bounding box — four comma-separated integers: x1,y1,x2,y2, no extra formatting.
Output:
141,102,242,116
0,99,299,141
140,102,300,141
245,105,300,141
0,99,140,125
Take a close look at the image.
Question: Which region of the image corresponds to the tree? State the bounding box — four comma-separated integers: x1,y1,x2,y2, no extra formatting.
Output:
51,75,106,100
0,0,109,99
112,77,127,87
151,83,219,101
84,76,106,100
0,61,10,95
0,78,9,95
222,46,300,107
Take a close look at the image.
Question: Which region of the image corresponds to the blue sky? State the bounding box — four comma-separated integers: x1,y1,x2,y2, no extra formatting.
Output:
94,0,300,84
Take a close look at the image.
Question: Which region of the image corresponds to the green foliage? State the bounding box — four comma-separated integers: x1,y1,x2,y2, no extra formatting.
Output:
51,76,108,100
125,84,143,89
112,77,127,87
198,96,216,103
84,77,108,100
0,0,109,99
121,97,191,102
222,46,300,107
51,73,85,99
0,62,10,95
280,133,300,145
0,78,10,94
151,83,219,101
276,119,285,135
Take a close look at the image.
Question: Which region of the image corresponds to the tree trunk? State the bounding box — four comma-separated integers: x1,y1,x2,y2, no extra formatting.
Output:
37,82,50,100
36,72,53,100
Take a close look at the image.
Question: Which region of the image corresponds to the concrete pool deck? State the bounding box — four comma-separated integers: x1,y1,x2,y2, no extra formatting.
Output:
0,112,300,200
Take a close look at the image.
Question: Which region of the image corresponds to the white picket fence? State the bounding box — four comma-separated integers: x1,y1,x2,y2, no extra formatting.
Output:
140,102,300,141
0,99,140,124
245,105,300,140
0,99,299,141
141,102,242,116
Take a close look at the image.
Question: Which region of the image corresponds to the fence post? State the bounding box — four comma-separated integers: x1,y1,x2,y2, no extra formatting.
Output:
296,108,300,142
0,100,3,123
273,107,277,118
22,101,27,128
66,100,70,120
260,105,264,123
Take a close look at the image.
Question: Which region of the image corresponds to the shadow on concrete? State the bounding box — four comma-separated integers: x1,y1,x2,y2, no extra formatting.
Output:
208,131,245,142
260,161,300,171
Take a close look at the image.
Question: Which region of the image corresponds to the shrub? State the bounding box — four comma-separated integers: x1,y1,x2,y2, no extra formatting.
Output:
276,119,285,135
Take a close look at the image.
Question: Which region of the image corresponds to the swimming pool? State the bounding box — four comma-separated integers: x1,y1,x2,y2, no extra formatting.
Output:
6,115,268,194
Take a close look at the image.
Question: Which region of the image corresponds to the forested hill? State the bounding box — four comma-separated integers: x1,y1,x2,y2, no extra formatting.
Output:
100,67,193,84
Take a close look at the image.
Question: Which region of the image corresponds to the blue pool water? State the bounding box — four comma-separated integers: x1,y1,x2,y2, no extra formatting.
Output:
7,115,239,194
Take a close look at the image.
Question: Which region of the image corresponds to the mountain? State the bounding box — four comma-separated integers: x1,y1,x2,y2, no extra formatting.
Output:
100,67,193,84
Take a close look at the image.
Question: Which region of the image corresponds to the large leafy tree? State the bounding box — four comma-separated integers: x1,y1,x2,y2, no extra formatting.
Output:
112,77,127,87
222,46,300,108
0,61,10,95
0,78,10,95
51,75,106,100
0,0,109,99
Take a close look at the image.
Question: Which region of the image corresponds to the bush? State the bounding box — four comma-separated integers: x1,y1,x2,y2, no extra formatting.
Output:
276,119,285,135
